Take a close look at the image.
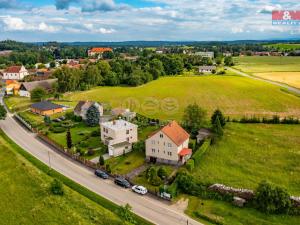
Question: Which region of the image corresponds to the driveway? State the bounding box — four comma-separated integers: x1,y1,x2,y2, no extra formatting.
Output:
226,67,300,95
0,99,202,225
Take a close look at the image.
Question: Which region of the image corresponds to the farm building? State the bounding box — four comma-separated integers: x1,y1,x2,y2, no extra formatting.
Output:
3,65,29,80
30,101,64,116
74,101,104,120
19,79,57,98
199,66,216,73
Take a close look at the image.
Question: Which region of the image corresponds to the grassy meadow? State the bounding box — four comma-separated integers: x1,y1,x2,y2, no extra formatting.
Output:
264,43,300,51
233,56,300,73
65,75,300,120
0,132,126,225
191,123,300,196
186,196,300,225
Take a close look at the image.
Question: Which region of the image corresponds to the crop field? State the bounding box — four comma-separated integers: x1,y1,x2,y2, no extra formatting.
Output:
0,131,124,225
192,123,300,196
234,56,300,72
253,72,300,89
65,75,300,120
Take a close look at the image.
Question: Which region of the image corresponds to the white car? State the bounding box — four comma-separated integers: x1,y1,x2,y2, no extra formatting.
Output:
132,185,148,195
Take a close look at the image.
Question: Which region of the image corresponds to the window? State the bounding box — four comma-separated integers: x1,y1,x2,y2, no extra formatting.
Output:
151,140,155,144
152,149,155,153
126,130,129,134
160,134,163,138
168,143,172,147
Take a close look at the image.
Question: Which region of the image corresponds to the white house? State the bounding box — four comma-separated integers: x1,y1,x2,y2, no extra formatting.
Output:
195,51,214,58
19,79,57,98
74,101,104,120
3,65,29,80
100,119,138,157
145,121,192,165
198,66,217,73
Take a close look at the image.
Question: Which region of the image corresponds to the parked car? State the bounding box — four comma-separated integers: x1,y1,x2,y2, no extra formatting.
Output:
114,177,130,188
132,185,147,195
95,169,109,179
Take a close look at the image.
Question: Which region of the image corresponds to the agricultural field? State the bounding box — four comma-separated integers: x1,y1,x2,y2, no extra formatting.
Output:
253,72,300,89
191,123,300,196
0,131,125,225
65,75,300,120
233,56,300,73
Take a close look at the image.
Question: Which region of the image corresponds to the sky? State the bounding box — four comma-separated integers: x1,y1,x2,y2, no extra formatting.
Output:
0,0,299,42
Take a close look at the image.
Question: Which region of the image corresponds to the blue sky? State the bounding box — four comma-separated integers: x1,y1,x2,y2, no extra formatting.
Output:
0,0,299,42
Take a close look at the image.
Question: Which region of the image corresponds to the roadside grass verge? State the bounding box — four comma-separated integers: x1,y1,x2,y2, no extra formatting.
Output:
0,129,152,225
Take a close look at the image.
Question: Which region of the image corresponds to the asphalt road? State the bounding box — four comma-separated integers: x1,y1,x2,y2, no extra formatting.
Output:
226,67,300,95
0,98,202,225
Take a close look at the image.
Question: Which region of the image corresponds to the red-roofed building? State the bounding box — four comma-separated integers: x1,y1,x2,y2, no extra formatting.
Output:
88,47,113,58
145,121,192,165
3,65,29,80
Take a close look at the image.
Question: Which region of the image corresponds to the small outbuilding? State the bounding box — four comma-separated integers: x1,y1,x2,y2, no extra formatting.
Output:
196,128,212,143
30,101,64,116
198,66,216,73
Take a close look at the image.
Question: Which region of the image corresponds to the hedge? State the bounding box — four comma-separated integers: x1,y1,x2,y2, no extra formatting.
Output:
0,130,152,225
192,139,211,166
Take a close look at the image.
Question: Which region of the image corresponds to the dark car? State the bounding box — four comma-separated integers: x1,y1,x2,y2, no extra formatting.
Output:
114,177,130,188
95,169,109,179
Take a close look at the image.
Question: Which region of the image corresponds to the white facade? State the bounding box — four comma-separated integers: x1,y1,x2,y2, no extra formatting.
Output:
3,66,29,80
195,52,214,58
100,119,138,157
19,90,30,97
146,131,190,165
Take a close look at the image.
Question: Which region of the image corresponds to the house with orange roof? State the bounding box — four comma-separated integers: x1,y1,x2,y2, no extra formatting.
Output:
5,80,21,95
145,121,192,165
3,65,29,80
88,47,113,58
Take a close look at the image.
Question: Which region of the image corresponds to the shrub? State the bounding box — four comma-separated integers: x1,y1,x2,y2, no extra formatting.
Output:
79,141,88,148
186,159,195,172
91,129,100,137
50,126,66,133
193,140,210,166
99,155,105,166
157,167,168,180
87,148,95,156
211,109,226,127
118,204,137,224
254,181,292,214
105,164,111,173
50,179,64,195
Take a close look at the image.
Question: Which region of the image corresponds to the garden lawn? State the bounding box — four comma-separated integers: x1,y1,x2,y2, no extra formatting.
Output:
233,56,300,72
192,123,300,196
65,75,300,120
186,196,300,225
4,96,32,112
0,131,125,225
106,150,145,175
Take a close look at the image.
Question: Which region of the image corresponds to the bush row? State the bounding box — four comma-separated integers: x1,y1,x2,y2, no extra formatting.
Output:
231,115,299,124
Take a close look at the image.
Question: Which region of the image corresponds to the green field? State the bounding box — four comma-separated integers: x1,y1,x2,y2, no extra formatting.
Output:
65,75,300,120
186,196,300,225
264,43,300,51
191,123,300,196
0,132,126,225
234,56,300,73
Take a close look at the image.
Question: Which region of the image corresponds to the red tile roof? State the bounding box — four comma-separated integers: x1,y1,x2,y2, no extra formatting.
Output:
149,121,190,146
5,66,22,73
178,148,192,156
90,47,113,53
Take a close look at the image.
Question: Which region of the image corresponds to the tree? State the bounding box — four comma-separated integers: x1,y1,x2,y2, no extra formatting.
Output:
149,59,165,79
50,179,64,195
224,56,234,66
66,129,72,149
84,65,103,85
99,155,105,166
157,167,167,180
182,103,207,135
86,105,100,127
211,109,226,127
49,61,56,68
44,115,51,124
118,204,136,224
255,181,291,214
0,105,7,120
30,87,47,102
212,116,223,137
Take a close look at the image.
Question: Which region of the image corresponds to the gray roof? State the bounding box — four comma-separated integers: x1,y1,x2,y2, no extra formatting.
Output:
20,79,57,92
31,101,63,111
199,66,216,70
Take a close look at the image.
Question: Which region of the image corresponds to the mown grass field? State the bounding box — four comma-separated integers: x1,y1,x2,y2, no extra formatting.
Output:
192,123,300,196
65,75,300,120
186,196,300,225
0,132,126,225
234,56,300,72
